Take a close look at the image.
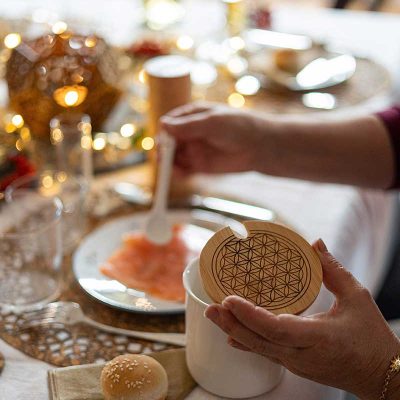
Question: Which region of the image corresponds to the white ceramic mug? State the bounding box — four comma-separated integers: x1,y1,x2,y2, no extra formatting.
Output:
183,258,284,398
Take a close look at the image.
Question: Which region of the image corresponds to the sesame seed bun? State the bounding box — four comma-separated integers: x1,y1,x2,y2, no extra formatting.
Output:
101,354,168,400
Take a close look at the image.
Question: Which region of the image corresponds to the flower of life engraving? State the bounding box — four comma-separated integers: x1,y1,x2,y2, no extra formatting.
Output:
211,230,312,310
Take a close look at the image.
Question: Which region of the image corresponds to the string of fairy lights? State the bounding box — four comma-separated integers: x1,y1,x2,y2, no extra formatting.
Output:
1,1,265,159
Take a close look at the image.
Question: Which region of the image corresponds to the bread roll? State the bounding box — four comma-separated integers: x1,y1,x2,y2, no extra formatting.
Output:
101,354,168,400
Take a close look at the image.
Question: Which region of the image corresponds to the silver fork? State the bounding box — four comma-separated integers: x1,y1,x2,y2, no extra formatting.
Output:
14,302,185,347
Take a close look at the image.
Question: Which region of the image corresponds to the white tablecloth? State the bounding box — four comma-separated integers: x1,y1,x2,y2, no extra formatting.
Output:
1,2,400,399
0,173,397,400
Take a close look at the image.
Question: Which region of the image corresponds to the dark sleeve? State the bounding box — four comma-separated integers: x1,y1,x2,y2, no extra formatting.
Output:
376,106,400,189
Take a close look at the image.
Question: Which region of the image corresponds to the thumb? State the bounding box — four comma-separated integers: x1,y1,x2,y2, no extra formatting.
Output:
313,239,364,300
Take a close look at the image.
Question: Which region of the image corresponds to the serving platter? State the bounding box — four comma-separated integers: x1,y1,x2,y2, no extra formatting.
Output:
73,209,244,314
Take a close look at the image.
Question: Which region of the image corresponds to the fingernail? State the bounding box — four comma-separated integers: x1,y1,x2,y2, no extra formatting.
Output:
204,306,219,321
221,297,234,310
222,296,239,310
317,239,328,253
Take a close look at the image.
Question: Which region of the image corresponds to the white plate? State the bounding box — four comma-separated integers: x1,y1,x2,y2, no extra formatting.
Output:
248,48,356,91
73,209,243,314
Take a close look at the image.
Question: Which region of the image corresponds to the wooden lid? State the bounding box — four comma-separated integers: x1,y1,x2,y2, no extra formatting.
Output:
199,221,322,315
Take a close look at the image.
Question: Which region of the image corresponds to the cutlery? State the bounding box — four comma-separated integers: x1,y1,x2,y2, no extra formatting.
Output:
113,182,276,222
293,54,356,91
189,195,275,221
244,29,313,50
15,302,185,347
113,182,152,205
302,92,337,110
144,133,176,244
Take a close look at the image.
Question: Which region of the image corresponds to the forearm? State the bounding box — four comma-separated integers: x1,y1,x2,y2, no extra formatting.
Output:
359,338,400,400
257,115,395,189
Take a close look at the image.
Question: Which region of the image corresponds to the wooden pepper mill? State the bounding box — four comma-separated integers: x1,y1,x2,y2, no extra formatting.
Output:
144,55,192,193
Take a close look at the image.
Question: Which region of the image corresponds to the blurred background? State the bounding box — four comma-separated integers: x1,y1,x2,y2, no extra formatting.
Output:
1,0,399,190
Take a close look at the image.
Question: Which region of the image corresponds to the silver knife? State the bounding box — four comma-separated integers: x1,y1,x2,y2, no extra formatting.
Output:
113,183,275,221
244,29,313,50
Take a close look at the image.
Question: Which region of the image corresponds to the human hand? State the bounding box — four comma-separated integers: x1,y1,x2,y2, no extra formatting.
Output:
161,102,274,175
205,239,400,400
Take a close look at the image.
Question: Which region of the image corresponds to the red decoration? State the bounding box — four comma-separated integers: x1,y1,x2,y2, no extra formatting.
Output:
0,154,36,191
250,8,272,30
127,39,170,59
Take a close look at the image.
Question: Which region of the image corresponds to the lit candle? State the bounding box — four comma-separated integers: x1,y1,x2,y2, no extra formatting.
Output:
53,85,88,108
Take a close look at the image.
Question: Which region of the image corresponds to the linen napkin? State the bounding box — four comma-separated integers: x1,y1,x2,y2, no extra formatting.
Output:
48,348,196,400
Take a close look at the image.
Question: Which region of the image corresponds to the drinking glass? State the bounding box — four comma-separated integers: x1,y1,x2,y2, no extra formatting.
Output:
0,190,63,311
5,171,88,252
50,113,93,184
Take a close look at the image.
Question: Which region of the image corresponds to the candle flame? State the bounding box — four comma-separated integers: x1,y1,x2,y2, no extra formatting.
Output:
53,85,88,107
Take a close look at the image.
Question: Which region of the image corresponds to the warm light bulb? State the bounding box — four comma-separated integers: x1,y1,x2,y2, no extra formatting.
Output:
5,123,16,133
84,36,97,48
11,114,24,128
52,21,68,35
235,75,260,96
15,139,24,151
141,137,155,151
79,122,92,136
20,127,31,141
145,0,185,30
81,135,92,150
227,92,245,108
228,36,245,51
42,175,54,189
56,171,67,183
176,35,194,51
120,123,136,138
226,56,248,75
51,128,63,144
4,33,21,49
93,136,106,151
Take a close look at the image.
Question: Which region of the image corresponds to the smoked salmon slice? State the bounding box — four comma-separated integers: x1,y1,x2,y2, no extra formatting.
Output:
100,225,193,302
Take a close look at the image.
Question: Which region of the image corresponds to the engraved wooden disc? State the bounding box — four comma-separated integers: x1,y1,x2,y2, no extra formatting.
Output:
199,221,322,315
